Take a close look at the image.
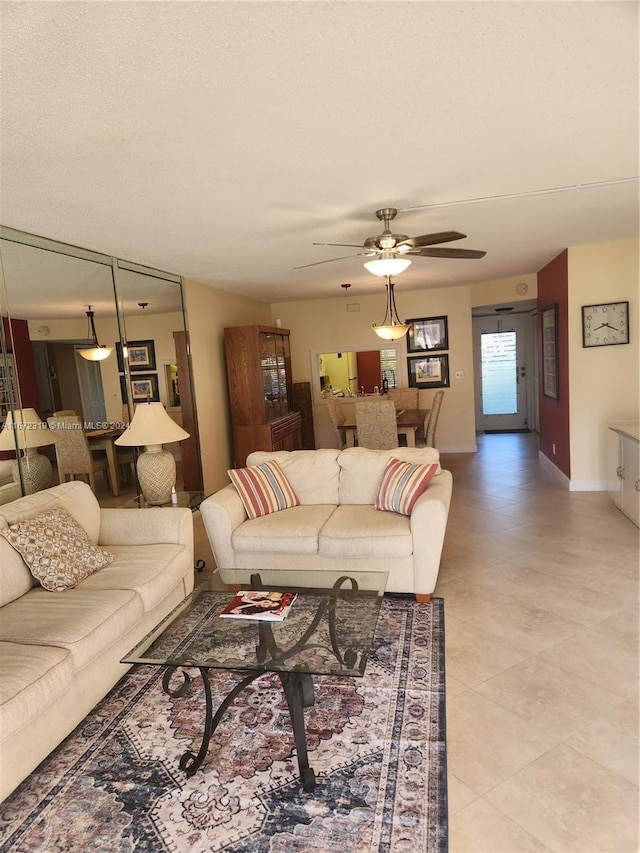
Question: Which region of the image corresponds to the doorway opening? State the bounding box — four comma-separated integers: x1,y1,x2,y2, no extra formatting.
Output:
472,301,538,434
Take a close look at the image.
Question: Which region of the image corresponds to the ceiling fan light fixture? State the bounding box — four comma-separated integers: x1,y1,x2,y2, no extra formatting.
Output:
364,254,412,277
77,306,113,362
372,277,410,341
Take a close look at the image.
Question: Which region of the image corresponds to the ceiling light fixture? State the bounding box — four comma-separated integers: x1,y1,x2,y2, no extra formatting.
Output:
77,306,113,361
363,252,412,277
372,276,410,341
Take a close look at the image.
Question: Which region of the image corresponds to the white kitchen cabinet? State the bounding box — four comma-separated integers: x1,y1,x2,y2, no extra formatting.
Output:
608,420,640,527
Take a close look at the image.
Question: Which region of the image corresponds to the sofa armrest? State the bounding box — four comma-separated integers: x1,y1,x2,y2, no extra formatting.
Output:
410,469,453,595
98,507,194,552
199,485,248,570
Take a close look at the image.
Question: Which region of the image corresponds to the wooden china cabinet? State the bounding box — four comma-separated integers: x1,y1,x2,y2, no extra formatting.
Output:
224,325,302,467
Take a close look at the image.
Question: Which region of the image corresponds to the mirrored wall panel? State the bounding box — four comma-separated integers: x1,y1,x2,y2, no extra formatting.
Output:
0,227,202,503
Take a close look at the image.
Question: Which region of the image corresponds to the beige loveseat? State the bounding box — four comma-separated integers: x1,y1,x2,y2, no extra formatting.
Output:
200,447,453,598
0,480,194,802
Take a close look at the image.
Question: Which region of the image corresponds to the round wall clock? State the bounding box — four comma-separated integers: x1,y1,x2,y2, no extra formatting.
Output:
581,301,629,347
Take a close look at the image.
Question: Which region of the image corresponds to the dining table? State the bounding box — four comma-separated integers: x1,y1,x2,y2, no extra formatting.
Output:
85,427,124,496
341,408,430,448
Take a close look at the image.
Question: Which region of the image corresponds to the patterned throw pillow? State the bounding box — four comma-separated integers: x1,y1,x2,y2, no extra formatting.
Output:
228,461,300,520
374,458,438,516
0,506,114,592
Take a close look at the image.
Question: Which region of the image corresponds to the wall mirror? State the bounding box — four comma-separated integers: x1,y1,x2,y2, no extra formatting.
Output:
312,347,399,403
0,226,202,503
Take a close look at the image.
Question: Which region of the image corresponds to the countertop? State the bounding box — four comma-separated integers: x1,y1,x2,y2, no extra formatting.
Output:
608,420,640,441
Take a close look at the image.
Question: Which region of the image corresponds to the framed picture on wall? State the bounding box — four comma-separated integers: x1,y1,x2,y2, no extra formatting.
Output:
407,354,450,389
129,373,160,403
541,304,559,401
116,340,156,373
406,316,449,352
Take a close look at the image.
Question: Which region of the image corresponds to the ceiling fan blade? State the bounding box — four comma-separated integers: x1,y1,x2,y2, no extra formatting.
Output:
407,247,487,259
294,252,370,269
312,242,367,249
399,231,467,249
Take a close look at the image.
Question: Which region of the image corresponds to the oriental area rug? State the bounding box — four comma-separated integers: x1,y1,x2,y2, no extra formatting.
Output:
0,597,447,853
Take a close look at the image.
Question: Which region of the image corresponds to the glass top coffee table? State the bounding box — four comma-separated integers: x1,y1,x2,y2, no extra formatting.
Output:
122,569,388,791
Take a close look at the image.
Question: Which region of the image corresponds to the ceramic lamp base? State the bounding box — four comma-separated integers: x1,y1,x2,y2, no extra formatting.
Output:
12,451,52,494
136,448,176,505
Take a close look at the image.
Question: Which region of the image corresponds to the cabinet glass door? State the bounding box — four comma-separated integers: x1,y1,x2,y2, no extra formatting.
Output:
259,332,279,421
274,334,288,417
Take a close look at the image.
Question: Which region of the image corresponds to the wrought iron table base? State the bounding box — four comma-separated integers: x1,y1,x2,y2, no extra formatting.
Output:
162,664,317,791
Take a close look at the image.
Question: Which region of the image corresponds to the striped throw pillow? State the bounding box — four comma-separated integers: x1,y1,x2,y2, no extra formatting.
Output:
374,458,438,516
228,461,300,520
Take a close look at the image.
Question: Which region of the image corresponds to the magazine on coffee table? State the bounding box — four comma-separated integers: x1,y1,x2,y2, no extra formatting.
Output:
219,590,297,621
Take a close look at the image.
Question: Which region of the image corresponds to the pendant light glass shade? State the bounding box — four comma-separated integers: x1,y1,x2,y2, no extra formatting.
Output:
372,277,410,341
77,307,113,361
363,253,412,277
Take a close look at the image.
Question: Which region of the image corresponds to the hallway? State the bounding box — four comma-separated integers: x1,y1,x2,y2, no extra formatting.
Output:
438,433,638,852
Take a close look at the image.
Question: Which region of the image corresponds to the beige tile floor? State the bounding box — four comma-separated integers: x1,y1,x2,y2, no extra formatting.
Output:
437,433,639,853
94,434,639,851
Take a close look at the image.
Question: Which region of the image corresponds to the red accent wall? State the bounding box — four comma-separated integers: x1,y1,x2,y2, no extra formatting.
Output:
1,318,42,459
537,250,570,477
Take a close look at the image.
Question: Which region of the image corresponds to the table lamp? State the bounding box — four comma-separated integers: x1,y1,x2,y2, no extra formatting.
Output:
0,408,57,493
114,402,189,504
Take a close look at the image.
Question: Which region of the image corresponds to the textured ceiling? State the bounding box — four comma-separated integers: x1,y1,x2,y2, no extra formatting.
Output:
1,1,638,308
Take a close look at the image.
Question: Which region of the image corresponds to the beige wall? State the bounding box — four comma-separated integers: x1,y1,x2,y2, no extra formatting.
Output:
183,278,272,492
567,239,639,489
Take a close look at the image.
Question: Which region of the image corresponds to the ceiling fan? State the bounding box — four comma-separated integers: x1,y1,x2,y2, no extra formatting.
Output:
294,207,486,274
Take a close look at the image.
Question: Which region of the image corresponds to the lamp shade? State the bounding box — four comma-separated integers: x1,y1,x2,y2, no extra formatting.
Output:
78,346,113,362
363,255,412,277
0,408,57,451
115,402,189,505
114,402,189,448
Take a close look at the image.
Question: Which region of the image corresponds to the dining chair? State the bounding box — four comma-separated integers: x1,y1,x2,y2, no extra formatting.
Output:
354,399,399,450
418,390,445,448
326,394,347,449
387,387,419,412
47,414,112,493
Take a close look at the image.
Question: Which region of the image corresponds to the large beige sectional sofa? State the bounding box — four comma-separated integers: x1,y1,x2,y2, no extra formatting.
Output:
201,447,453,597
0,480,195,802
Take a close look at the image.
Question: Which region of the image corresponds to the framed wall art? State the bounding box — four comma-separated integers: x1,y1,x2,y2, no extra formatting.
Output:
129,373,160,403
541,304,559,401
407,354,450,389
116,339,156,373
406,316,449,353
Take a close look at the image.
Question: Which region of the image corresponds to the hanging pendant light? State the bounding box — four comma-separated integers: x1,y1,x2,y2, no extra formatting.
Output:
77,306,113,361
372,276,410,340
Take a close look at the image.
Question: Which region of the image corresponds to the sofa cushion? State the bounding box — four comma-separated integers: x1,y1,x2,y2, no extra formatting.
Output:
319,504,413,558
0,641,73,740
0,480,101,542
375,458,439,515
0,588,142,670
247,449,340,506
229,461,300,519
78,543,190,611
338,447,441,505
0,507,115,592
232,505,336,554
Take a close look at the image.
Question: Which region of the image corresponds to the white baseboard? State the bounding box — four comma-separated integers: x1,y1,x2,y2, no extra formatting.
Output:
539,451,610,492
568,479,610,492
539,451,570,487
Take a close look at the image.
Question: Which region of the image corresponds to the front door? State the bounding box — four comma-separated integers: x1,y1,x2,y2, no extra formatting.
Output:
473,314,529,431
